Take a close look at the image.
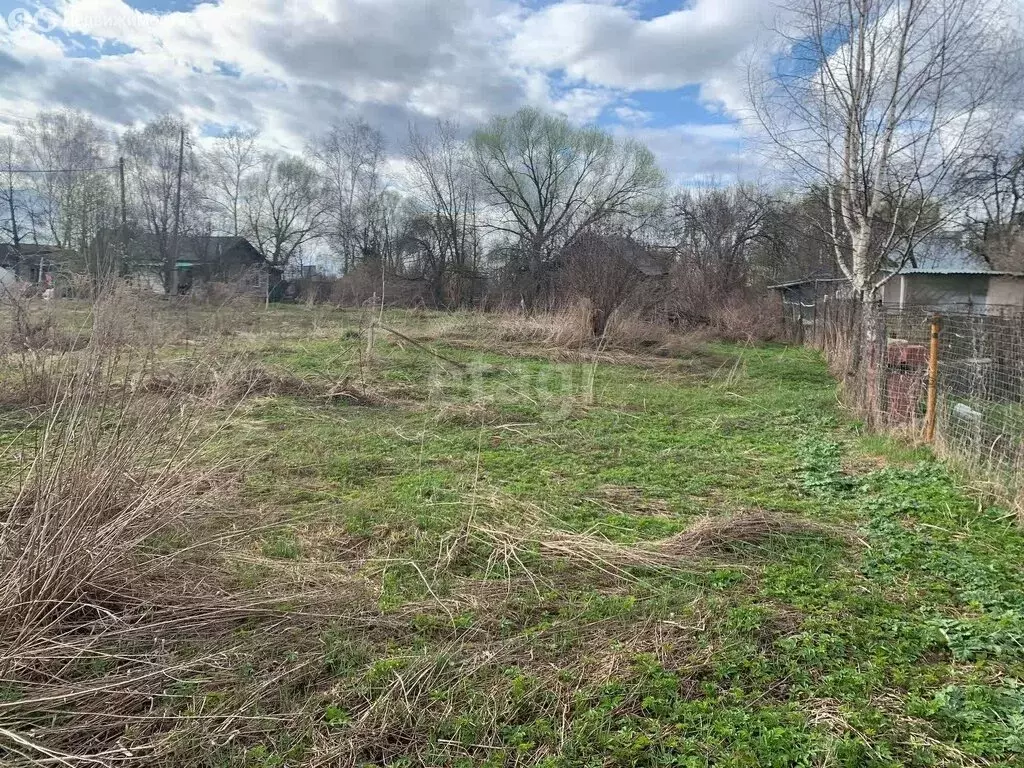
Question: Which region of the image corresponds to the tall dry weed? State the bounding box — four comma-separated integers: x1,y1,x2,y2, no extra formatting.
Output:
0,313,276,764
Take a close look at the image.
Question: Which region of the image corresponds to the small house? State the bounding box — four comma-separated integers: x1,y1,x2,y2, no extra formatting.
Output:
126,234,282,298
772,268,1024,319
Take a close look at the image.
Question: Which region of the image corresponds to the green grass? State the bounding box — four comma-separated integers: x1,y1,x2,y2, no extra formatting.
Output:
188,313,1024,766
12,301,1021,766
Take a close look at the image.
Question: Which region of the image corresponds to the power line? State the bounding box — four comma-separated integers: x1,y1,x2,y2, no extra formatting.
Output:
1,165,120,174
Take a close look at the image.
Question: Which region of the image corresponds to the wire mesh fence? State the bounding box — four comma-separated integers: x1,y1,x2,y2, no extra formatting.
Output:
785,300,1024,498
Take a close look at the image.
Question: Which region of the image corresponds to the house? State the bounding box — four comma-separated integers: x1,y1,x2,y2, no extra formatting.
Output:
125,233,283,298
0,244,65,284
0,266,17,299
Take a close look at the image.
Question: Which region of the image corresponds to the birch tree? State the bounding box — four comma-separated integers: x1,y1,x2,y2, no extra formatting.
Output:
0,137,26,248
307,120,387,273
19,111,113,262
121,116,202,292
755,0,1018,314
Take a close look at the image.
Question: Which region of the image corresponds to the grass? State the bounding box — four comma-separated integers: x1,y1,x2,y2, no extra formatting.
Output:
2,297,1024,766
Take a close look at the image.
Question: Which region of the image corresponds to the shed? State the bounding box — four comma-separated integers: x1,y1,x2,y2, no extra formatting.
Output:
0,244,66,283
769,277,852,324
877,268,1024,312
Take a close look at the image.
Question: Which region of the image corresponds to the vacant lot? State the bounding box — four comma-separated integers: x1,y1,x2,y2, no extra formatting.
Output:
2,299,1024,767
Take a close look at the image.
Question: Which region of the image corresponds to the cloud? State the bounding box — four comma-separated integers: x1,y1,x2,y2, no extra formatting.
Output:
614,122,766,185
0,0,769,180
509,0,774,111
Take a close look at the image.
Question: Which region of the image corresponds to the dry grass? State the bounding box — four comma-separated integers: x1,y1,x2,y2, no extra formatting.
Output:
0,344,251,763
441,498,852,586
0,297,357,765
425,306,711,364
141,357,379,407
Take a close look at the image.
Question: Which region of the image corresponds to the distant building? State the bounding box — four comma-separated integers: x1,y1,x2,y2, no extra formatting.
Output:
124,233,283,298
0,244,65,284
771,232,1024,318
769,277,854,324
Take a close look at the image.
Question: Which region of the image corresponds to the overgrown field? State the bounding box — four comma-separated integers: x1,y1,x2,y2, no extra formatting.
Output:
2,296,1024,767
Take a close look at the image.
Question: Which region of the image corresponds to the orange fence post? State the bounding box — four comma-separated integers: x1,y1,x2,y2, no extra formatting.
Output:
924,315,941,443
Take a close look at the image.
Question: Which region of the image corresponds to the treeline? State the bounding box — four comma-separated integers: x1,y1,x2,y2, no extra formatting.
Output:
0,108,832,308
1,103,1019,318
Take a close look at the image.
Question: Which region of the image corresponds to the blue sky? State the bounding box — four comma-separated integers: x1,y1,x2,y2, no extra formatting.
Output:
0,0,773,181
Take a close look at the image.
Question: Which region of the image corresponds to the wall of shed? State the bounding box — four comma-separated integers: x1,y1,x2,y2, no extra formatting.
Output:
901,275,989,309
986,277,1024,309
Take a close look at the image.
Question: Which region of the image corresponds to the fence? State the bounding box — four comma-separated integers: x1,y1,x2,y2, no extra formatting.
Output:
785,300,1024,498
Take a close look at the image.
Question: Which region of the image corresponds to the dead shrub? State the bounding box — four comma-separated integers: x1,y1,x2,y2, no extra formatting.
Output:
1,294,77,354
666,265,782,343
0,345,267,763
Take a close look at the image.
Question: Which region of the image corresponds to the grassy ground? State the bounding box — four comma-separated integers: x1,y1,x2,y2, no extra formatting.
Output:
4,301,1024,766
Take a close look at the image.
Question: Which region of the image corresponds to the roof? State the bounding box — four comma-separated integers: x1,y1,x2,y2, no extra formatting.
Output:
771,268,1024,291
883,268,1024,278
768,277,846,290
0,243,67,259
605,235,670,277
126,233,263,264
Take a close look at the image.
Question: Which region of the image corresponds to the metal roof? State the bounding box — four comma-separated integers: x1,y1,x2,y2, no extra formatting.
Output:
883,268,1024,277
772,269,1024,290
768,277,846,290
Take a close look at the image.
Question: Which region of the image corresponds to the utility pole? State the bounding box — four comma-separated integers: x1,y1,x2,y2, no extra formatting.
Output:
4,154,19,250
119,156,128,277
170,126,184,296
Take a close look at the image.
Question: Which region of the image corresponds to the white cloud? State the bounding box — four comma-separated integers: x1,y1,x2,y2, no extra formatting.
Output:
509,0,776,111
614,122,764,185
0,0,772,177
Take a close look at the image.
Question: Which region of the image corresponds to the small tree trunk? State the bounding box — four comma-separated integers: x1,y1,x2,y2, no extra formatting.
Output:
860,294,885,426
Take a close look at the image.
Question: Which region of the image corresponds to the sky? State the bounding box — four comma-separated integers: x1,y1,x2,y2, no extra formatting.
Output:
0,0,782,183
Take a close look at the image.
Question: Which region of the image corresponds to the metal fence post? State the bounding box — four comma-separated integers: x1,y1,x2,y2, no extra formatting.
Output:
925,314,941,443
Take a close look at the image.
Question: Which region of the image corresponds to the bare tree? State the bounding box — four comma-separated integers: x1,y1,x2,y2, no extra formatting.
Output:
121,116,202,292
471,107,664,307
245,153,326,269
307,119,387,273
19,111,114,265
952,138,1024,268
0,136,26,248
670,184,774,290
405,121,481,307
205,128,260,237
755,0,1019,315
562,230,653,336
